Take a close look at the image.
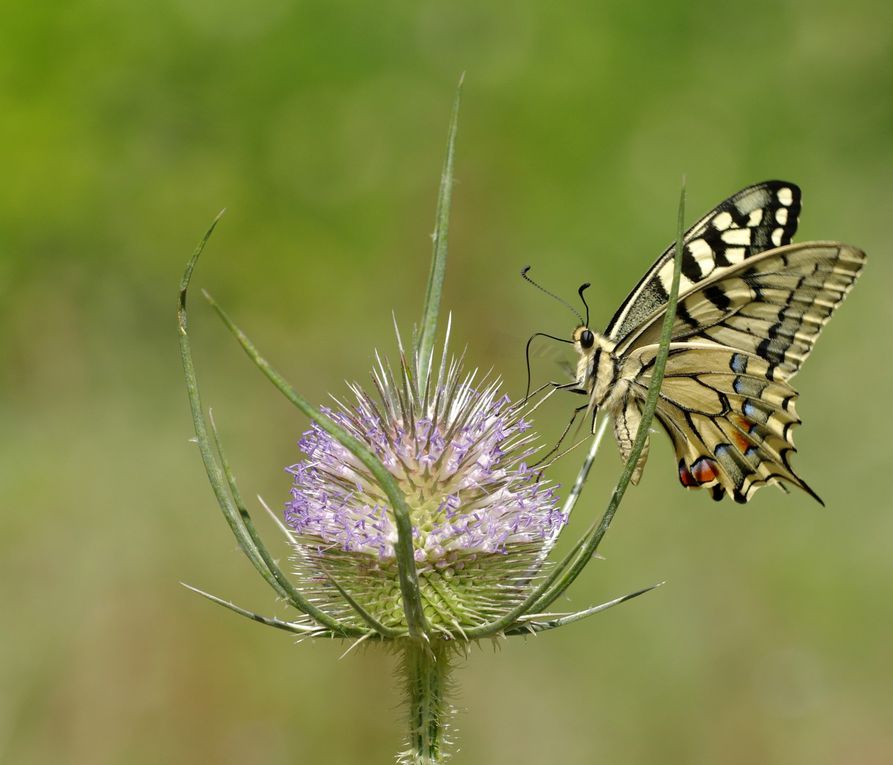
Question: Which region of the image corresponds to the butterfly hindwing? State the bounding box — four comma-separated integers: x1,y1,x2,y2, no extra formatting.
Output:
605,181,802,343
615,343,817,503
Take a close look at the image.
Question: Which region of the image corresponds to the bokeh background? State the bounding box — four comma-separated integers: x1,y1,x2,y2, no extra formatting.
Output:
2,1,891,763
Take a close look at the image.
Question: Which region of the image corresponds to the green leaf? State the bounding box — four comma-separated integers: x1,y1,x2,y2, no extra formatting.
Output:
208,411,375,635
181,583,367,639
505,582,663,635
417,75,463,386
201,290,428,639
177,216,355,635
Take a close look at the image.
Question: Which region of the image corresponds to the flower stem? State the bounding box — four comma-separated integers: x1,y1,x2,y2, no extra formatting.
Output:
400,639,454,765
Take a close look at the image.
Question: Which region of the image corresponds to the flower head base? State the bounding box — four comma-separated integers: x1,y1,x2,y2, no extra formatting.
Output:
285,332,566,633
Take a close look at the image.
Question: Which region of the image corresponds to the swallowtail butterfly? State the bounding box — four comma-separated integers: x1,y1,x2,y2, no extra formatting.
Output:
563,181,865,504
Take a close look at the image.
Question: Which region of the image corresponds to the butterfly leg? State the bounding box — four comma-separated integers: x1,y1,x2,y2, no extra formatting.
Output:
530,398,590,468
523,379,581,401
523,380,586,416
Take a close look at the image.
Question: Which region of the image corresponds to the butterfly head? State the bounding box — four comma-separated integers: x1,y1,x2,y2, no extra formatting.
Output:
571,282,596,357
571,322,618,402
572,325,595,352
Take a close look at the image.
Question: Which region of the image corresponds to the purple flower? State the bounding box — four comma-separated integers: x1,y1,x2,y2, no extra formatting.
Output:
283,338,566,631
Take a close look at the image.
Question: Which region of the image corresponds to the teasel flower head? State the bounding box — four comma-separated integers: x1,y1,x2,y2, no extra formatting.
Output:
284,324,567,634
179,81,673,765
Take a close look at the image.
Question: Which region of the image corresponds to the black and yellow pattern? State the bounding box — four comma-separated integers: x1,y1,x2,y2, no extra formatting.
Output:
573,182,865,503
605,181,803,342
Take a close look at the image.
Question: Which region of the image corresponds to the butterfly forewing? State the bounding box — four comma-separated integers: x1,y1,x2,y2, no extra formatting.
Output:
605,181,802,344
616,242,866,381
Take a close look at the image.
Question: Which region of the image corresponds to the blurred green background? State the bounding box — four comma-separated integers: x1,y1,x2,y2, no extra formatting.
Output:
2,1,891,763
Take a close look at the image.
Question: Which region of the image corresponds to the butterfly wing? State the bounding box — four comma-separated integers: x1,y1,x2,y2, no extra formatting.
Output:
605,181,802,343
616,343,817,503
585,181,864,503
615,242,866,381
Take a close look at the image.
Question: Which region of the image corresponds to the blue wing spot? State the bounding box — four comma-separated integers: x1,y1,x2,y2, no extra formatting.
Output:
743,399,769,424
730,353,748,374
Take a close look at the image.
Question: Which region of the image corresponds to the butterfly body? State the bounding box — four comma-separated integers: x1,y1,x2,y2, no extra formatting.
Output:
572,326,618,406
568,182,865,504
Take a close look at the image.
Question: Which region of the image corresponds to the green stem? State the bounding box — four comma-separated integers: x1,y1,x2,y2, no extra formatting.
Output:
400,640,453,765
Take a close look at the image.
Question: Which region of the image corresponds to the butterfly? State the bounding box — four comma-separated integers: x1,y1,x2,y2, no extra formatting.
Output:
532,181,865,504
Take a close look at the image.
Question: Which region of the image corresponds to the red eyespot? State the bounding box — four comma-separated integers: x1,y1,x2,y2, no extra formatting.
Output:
678,460,698,487
691,457,719,484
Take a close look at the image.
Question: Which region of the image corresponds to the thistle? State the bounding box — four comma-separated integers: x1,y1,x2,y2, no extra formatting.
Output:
284,333,569,636
178,81,686,764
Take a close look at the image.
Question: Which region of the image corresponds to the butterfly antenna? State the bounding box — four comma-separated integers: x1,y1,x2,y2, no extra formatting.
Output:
524,331,573,400
578,283,591,327
521,266,584,324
